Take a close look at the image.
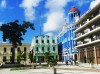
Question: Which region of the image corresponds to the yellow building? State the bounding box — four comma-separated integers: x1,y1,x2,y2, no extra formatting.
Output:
0,43,30,65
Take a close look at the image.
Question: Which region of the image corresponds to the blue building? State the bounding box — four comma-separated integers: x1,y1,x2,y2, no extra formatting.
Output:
57,7,80,62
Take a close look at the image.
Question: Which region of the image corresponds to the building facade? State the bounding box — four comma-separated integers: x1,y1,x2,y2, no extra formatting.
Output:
0,43,30,65
74,3,100,64
57,7,80,62
31,35,58,62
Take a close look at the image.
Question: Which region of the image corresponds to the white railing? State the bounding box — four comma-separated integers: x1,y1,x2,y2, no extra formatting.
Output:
84,28,90,33
76,33,82,37
77,41,83,45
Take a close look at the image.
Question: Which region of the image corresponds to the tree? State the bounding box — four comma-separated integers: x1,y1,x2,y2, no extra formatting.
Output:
44,51,51,66
17,50,23,63
28,52,33,63
0,20,35,63
44,51,57,67
89,56,94,68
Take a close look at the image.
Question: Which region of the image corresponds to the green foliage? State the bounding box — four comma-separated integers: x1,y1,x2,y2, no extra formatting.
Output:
28,52,33,63
89,56,94,63
33,57,36,63
17,50,23,63
0,20,35,63
44,51,51,65
44,51,57,66
0,20,35,47
73,59,76,64
51,58,57,66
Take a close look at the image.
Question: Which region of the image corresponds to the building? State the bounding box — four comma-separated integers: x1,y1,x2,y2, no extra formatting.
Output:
74,3,100,64
31,35,58,62
0,43,30,65
57,7,80,62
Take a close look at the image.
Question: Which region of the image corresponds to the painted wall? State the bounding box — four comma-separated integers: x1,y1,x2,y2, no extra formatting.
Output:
31,35,58,62
0,43,30,65
57,8,80,62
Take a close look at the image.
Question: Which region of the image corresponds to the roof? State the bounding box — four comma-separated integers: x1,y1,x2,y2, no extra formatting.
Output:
69,7,80,13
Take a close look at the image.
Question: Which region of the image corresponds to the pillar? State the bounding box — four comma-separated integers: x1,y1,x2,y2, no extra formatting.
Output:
85,48,87,63
78,49,80,63
94,46,97,64
36,56,38,62
54,54,56,59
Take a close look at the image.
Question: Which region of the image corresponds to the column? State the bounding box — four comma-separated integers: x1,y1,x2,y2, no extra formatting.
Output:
78,49,80,63
36,56,38,62
94,46,97,64
85,48,87,63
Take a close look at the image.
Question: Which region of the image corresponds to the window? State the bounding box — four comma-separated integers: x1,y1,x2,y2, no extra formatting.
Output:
17,47,20,52
52,40,55,43
71,14,73,18
36,47,38,52
74,13,76,17
47,40,49,43
24,47,27,52
23,47,27,61
11,48,13,52
4,48,6,53
48,47,50,51
42,40,44,43
53,47,55,52
3,56,6,62
36,40,38,43
42,47,44,52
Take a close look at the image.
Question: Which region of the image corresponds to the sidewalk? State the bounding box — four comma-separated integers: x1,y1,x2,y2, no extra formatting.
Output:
54,62,100,72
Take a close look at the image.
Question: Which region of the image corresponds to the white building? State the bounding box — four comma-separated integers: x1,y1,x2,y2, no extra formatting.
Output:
74,3,100,64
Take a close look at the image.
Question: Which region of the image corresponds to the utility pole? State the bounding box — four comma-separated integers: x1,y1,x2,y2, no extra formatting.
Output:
39,10,42,35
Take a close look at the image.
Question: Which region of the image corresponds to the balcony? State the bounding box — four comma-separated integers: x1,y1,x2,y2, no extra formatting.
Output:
76,39,100,48
83,38,91,44
84,28,90,34
76,33,82,37
77,41,83,46
74,14,100,33
76,25,81,29
75,27,100,40
91,35,100,41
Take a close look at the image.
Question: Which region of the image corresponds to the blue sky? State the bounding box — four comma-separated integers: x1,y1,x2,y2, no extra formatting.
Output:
0,0,100,44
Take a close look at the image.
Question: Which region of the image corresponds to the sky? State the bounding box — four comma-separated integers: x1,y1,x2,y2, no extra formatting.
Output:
0,0,100,44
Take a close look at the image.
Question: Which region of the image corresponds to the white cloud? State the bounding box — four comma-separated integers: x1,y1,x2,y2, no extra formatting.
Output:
45,32,53,37
43,0,70,33
89,0,100,9
19,0,41,21
77,0,89,6
0,22,3,26
0,0,6,8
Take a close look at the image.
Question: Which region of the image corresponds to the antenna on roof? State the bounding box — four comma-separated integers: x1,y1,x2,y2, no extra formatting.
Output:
39,10,42,35
38,1,45,36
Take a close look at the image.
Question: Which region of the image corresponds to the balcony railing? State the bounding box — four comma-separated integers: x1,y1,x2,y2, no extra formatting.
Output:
76,33,82,37
83,38,91,44
76,11,100,29
84,28,90,34
77,41,83,45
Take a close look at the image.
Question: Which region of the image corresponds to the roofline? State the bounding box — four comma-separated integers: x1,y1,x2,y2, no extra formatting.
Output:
74,3,100,26
0,43,30,46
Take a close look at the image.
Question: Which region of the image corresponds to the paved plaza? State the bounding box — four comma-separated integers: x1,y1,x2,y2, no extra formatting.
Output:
0,62,100,74
0,67,100,74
